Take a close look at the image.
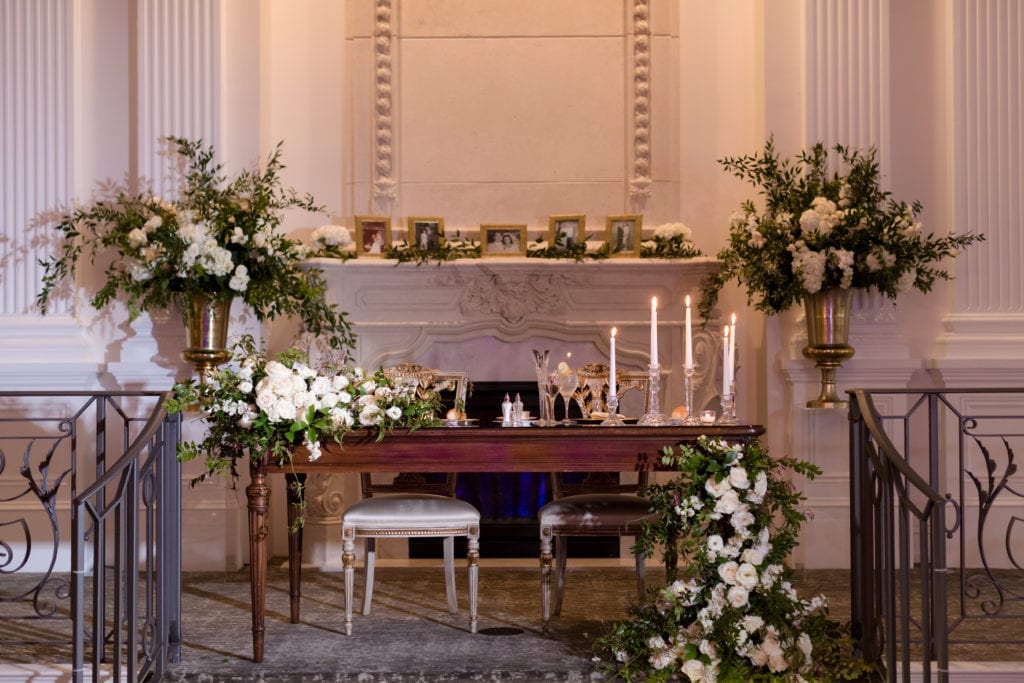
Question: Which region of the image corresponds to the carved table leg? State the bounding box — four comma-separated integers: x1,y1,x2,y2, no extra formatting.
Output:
247,464,270,663
286,472,305,623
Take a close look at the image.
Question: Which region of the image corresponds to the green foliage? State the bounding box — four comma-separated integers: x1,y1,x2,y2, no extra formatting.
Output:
699,138,985,321
36,137,353,350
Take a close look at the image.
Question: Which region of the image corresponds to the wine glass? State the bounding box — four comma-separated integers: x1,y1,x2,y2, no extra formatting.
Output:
543,374,561,427
554,370,579,425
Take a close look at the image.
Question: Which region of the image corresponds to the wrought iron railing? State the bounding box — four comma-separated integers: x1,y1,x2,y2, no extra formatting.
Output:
0,391,181,682
849,388,1024,682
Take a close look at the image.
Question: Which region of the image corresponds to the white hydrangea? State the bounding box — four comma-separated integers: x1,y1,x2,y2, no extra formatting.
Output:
312,224,353,247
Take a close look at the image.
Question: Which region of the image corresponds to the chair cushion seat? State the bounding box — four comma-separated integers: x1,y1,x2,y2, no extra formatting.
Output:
538,493,654,534
343,493,480,529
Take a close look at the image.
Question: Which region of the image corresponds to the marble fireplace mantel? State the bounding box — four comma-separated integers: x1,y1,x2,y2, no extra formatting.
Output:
310,256,725,408
290,256,726,567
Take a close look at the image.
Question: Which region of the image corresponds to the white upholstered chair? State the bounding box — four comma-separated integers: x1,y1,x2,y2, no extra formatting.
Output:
340,365,480,635
538,363,676,633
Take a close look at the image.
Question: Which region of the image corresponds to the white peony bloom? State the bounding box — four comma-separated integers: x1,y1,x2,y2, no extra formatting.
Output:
265,361,292,379
715,490,741,515
309,377,332,397
332,375,350,391
741,547,765,566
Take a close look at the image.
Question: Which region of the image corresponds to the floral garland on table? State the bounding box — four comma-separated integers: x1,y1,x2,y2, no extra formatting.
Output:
699,138,984,321
592,436,870,682
384,231,482,264
37,138,354,351
165,335,440,526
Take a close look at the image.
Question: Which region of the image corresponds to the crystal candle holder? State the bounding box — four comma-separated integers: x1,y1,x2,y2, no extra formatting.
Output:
638,364,669,426
681,365,701,426
599,393,625,426
716,391,738,425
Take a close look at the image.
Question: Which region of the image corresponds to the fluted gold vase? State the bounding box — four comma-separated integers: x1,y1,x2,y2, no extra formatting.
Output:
182,294,233,382
802,288,855,409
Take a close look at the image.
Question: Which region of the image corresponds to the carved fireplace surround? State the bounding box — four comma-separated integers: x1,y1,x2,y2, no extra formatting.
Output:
291,256,724,566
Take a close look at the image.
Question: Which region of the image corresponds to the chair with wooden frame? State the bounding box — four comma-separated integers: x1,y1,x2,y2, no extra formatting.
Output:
341,364,480,635
538,362,676,633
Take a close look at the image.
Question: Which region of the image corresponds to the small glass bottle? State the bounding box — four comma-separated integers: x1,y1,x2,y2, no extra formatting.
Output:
501,393,513,427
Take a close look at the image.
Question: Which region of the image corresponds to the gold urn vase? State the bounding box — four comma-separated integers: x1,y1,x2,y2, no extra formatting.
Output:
801,288,855,409
182,294,233,382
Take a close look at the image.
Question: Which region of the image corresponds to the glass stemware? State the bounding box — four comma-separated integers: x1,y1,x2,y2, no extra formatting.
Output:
543,375,561,428
554,370,579,425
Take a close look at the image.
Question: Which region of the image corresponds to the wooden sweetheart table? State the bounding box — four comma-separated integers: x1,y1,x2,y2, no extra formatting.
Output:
246,423,765,662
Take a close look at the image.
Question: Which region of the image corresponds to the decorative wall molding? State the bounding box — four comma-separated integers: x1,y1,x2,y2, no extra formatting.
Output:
804,0,889,167
942,1,1024,339
628,0,652,207
371,0,396,210
1,0,73,317
137,0,221,196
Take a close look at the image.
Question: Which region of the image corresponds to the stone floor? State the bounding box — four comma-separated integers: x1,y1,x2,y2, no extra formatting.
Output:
3,561,1024,682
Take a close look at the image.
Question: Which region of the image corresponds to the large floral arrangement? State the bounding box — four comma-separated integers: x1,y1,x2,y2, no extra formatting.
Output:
593,436,869,682
166,335,440,486
37,137,353,349
699,139,984,320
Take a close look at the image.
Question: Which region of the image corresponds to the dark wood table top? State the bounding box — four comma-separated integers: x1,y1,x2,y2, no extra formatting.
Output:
265,423,766,474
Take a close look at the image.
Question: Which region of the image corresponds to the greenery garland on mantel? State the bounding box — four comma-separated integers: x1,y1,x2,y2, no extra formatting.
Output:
306,223,702,266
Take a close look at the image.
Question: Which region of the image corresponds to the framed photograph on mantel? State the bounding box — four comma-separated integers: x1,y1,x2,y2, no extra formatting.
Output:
355,215,391,256
408,217,445,250
607,214,642,257
481,224,527,257
547,214,585,252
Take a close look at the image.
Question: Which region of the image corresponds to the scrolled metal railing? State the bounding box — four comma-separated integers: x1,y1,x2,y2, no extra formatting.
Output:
849,388,1024,683
0,391,181,682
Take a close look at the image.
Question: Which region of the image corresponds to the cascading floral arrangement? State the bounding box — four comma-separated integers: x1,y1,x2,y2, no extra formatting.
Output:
166,335,440,488
592,436,869,682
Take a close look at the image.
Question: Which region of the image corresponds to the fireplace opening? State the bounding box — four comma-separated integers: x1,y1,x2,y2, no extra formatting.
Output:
409,381,621,559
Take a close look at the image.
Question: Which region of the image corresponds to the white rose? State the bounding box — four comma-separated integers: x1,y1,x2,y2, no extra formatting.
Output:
761,634,783,657
332,375,350,390
715,490,741,515
385,405,402,420
265,361,292,379
741,548,765,566
705,476,731,498
726,584,749,608
320,393,340,409
127,228,148,248
309,377,332,397
717,561,739,585
707,534,724,554
749,649,768,667
728,466,750,489
742,615,764,633
736,562,759,590
238,380,253,394
144,214,163,231
680,658,705,681
647,635,666,650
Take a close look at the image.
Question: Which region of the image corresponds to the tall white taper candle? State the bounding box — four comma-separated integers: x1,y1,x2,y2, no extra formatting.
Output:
650,296,658,366
609,327,617,397
684,295,693,369
722,325,730,398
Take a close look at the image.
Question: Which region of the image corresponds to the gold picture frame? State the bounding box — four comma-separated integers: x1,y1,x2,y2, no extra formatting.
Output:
408,217,445,250
547,214,585,252
480,224,527,257
355,215,391,256
606,214,642,256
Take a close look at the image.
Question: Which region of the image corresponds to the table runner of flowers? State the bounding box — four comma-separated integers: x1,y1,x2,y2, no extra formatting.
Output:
167,335,440,522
